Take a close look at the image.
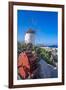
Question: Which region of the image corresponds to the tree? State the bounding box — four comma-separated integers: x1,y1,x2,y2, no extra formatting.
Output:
17,41,55,65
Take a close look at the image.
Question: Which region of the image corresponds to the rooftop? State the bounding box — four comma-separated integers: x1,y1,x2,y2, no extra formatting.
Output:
26,29,35,34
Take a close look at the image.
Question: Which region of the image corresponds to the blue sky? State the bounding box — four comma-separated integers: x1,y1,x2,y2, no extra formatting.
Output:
17,10,58,45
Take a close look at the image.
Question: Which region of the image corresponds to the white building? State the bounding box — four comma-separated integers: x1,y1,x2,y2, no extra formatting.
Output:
25,29,35,44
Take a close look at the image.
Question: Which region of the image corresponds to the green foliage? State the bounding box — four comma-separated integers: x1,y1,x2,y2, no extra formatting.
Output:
35,47,52,64
17,41,27,56
17,42,52,65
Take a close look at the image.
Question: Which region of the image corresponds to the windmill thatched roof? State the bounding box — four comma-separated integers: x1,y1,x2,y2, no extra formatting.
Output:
26,29,35,34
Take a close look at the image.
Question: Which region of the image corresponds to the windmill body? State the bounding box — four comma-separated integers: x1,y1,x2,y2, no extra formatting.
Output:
25,29,35,44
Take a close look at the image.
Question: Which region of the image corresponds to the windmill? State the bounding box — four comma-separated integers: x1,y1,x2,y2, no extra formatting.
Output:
25,14,37,45
25,28,35,45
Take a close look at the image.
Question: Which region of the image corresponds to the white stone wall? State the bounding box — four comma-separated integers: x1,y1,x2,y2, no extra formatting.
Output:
25,33,35,44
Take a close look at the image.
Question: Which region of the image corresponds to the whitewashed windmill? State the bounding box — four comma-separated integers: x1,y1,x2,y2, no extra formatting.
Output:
25,29,35,45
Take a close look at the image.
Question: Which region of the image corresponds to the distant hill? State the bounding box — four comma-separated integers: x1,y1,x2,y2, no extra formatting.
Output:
36,44,58,48
48,45,58,48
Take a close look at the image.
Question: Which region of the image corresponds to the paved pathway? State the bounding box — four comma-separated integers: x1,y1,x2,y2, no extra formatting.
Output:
37,59,58,78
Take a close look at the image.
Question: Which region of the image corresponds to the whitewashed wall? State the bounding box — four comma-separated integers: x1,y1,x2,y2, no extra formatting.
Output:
25,33,35,44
